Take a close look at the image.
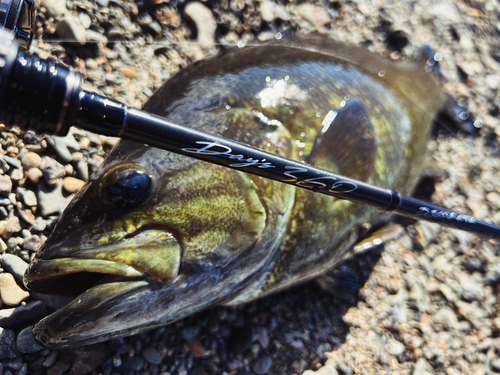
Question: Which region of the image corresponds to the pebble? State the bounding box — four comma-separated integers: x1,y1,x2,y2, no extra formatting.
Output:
303,366,339,375
0,301,47,329
184,2,217,48
252,356,273,374
188,339,206,357
0,175,12,196
68,343,111,375
27,168,43,183
0,328,17,359
42,0,68,18
142,347,162,364
43,351,58,367
20,153,41,170
32,217,47,232
0,156,10,173
29,292,72,310
56,16,86,45
37,181,71,217
1,254,28,283
40,157,66,186
119,357,144,372
386,338,405,356
296,4,330,33
62,177,85,193
22,190,37,207
3,216,21,239
0,273,29,306
181,326,201,341
3,156,21,169
22,235,41,252
47,359,71,375
16,326,43,353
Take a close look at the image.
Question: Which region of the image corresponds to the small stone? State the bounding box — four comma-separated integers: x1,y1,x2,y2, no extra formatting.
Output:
56,16,86,45
32,217,47,232
303,365,339,375
27,168,43,183
0,328,17,359
1,254,28,283
22,190,37,207
21,153,42,170
0,175,12,196
42,0,68,18
22,235,41,252
142,347,162,364
252,356,273,374
0,156,10,173
37,181,72,217
43,351,58,367
181,326,201,341
17,207,35,225
188,339,206,357
491,360,500,372
47,359,71,375
296,4,330,33
3,156,21,169
0,273,29,306
119,66,139,79
9,168,23,181
30,292,73,310
16,326,43,353
260,0,276,22
386,338,405,356
184,2,217,48
0,238,7,252
255,327,269,349
119,357,144,372
62,177,85,193
428,2,461,23
69,343,111,375
0,207,6,220
40,157,66,186
0,300,47,329
4,216,21,239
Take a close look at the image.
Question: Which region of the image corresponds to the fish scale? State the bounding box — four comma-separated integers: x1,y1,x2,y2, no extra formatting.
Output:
25,36,451,348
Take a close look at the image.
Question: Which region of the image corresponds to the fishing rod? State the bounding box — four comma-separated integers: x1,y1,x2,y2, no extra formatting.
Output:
0,3,498,239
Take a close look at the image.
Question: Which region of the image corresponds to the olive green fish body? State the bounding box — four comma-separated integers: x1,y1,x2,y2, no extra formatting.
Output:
25,37,447,348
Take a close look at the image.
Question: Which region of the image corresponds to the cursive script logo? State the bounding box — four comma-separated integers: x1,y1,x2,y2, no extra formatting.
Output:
182,141,275,168
282,166,357,193
416,207,476,223
181,141,358,194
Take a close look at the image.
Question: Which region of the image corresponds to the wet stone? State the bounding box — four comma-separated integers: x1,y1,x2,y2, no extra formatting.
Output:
189,339,206,357
62,177,85,193
32,217,47,232
43,351,58,367
386,338,406,356
252,356,272,374
37,181,72,217
0,328,17,359
16,326,43,354
0,156,10,173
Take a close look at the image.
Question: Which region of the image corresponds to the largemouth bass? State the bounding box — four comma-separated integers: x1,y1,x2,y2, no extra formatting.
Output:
25,36,452,348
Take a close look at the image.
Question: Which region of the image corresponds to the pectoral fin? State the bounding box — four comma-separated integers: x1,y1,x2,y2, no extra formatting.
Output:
308,101,378,181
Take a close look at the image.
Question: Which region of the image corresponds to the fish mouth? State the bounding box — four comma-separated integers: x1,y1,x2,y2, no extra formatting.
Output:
25,258,147,297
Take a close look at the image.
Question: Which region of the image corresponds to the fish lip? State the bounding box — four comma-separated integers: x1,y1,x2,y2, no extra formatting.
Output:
32,280,149,349
24,258,147,296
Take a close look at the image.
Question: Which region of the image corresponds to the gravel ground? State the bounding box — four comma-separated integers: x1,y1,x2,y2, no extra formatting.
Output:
0,0,499,374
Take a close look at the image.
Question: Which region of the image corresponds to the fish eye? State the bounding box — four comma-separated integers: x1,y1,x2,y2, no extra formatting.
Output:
101,166,152,209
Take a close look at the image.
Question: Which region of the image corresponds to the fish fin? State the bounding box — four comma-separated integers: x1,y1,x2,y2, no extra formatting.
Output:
342,223,404,261
308,101,378,181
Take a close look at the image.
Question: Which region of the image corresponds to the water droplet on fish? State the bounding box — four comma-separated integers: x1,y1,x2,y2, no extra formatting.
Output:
473,120,483,128
300,132,306,137
344,95,350,101
275,32,282,40
334,66,341,72
458,112,469,121
316,112,321,117
434,52,443,62
266,76,271,82
240,200,245,204
299,151,304,156
267,143,271,147
340,100,346,107
378,70,385,77
285,75,290,81
301,75,306,79
225,105,231,110
237,40,246,48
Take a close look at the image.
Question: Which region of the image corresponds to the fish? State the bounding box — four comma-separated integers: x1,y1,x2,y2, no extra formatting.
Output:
24,36,459,348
